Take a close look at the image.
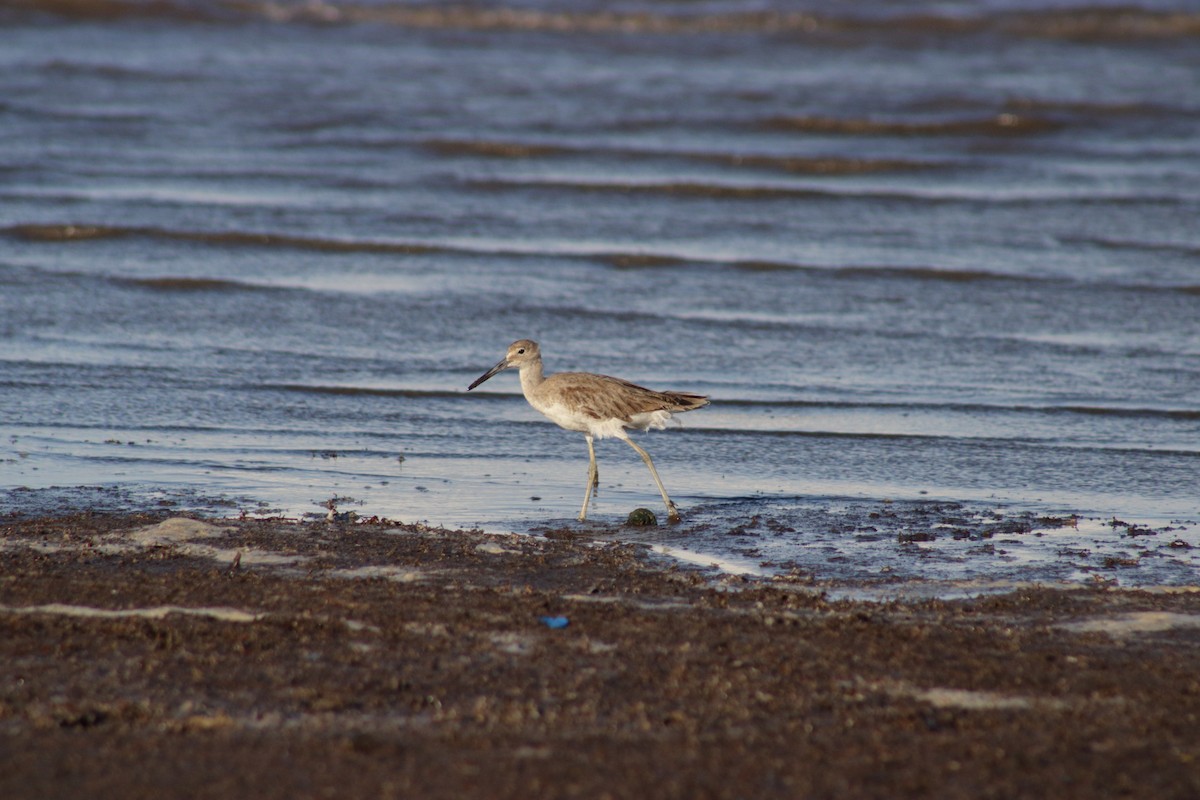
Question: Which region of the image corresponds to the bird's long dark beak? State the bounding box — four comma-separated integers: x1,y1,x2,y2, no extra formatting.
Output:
468,358,509,390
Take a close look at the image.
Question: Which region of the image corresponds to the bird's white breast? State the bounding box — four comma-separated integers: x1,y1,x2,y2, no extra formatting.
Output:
528,398,672,439
530,398,593,434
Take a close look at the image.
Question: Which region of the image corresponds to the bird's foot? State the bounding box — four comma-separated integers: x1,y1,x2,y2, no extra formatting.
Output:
666,502,681,524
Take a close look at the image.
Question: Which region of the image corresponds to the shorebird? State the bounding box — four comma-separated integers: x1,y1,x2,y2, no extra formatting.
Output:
468,340,708,523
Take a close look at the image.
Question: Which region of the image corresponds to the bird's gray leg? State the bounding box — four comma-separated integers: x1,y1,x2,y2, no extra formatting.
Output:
579,434,598,521
623,437,680,523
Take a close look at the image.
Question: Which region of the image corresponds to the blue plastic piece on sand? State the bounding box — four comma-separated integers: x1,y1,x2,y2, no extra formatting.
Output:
539,616,570,629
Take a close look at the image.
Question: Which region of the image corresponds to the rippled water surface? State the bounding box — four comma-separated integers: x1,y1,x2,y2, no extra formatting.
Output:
2,0,1198,593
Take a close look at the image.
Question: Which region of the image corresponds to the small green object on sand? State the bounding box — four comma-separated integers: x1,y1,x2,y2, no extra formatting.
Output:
626,508,658,527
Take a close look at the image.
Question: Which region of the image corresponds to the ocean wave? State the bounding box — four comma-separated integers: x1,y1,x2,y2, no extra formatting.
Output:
763,112,1060,137
602,421,1200,459
715,398,1200,422
613,259,1034,284
10,2,1199,42
423,137,935,175
4,223,815,271
115,276,265,292
39,58,199,83
836,265,1003,283
597,252,690,270
8,224,131,242
4,223,440,254
715,153,933,175
464,176,1193,207
423,139,575,159
1001,96,1182,119
468,176,841,201
3,0,215,22
10,223,1199,297
1057,234,1200,259
1004,8,1200,41
251,383,469,400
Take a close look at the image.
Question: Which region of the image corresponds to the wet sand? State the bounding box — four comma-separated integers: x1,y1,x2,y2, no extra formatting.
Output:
2,513,1199,799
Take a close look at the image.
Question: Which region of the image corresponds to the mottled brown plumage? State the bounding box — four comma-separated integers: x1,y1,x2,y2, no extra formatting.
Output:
468,340,708,523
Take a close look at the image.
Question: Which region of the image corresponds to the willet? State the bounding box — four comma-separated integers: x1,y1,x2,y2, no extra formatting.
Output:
468,340,708,523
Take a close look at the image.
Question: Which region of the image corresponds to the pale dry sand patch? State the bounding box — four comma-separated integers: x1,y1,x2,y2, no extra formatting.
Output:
865,680,1072,712
0,603,263,623
121,517,308,567
1059,611,1200,637
323,565,426,582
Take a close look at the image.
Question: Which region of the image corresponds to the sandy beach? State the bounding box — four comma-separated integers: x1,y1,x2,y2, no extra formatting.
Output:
2,512,1198,799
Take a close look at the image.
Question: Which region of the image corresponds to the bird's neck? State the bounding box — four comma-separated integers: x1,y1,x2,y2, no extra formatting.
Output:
518,356,545,397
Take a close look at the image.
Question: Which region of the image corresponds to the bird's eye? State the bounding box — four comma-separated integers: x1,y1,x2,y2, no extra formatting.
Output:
517,348,525,354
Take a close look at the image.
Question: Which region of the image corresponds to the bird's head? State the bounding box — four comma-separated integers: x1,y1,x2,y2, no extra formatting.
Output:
468,339,540,390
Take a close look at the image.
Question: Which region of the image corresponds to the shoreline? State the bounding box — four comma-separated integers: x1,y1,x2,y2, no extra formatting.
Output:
2,512,1199,798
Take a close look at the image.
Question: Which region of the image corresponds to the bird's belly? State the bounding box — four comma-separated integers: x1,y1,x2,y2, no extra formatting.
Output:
531,400,593,434
529,398,673,440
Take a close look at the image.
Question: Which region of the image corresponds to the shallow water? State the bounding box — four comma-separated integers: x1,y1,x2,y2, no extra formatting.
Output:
2,0,1198,594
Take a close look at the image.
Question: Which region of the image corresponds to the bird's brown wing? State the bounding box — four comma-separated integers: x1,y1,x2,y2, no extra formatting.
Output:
546,372,708,422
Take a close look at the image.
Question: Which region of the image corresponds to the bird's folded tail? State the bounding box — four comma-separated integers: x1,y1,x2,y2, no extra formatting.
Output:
662,392,709,413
